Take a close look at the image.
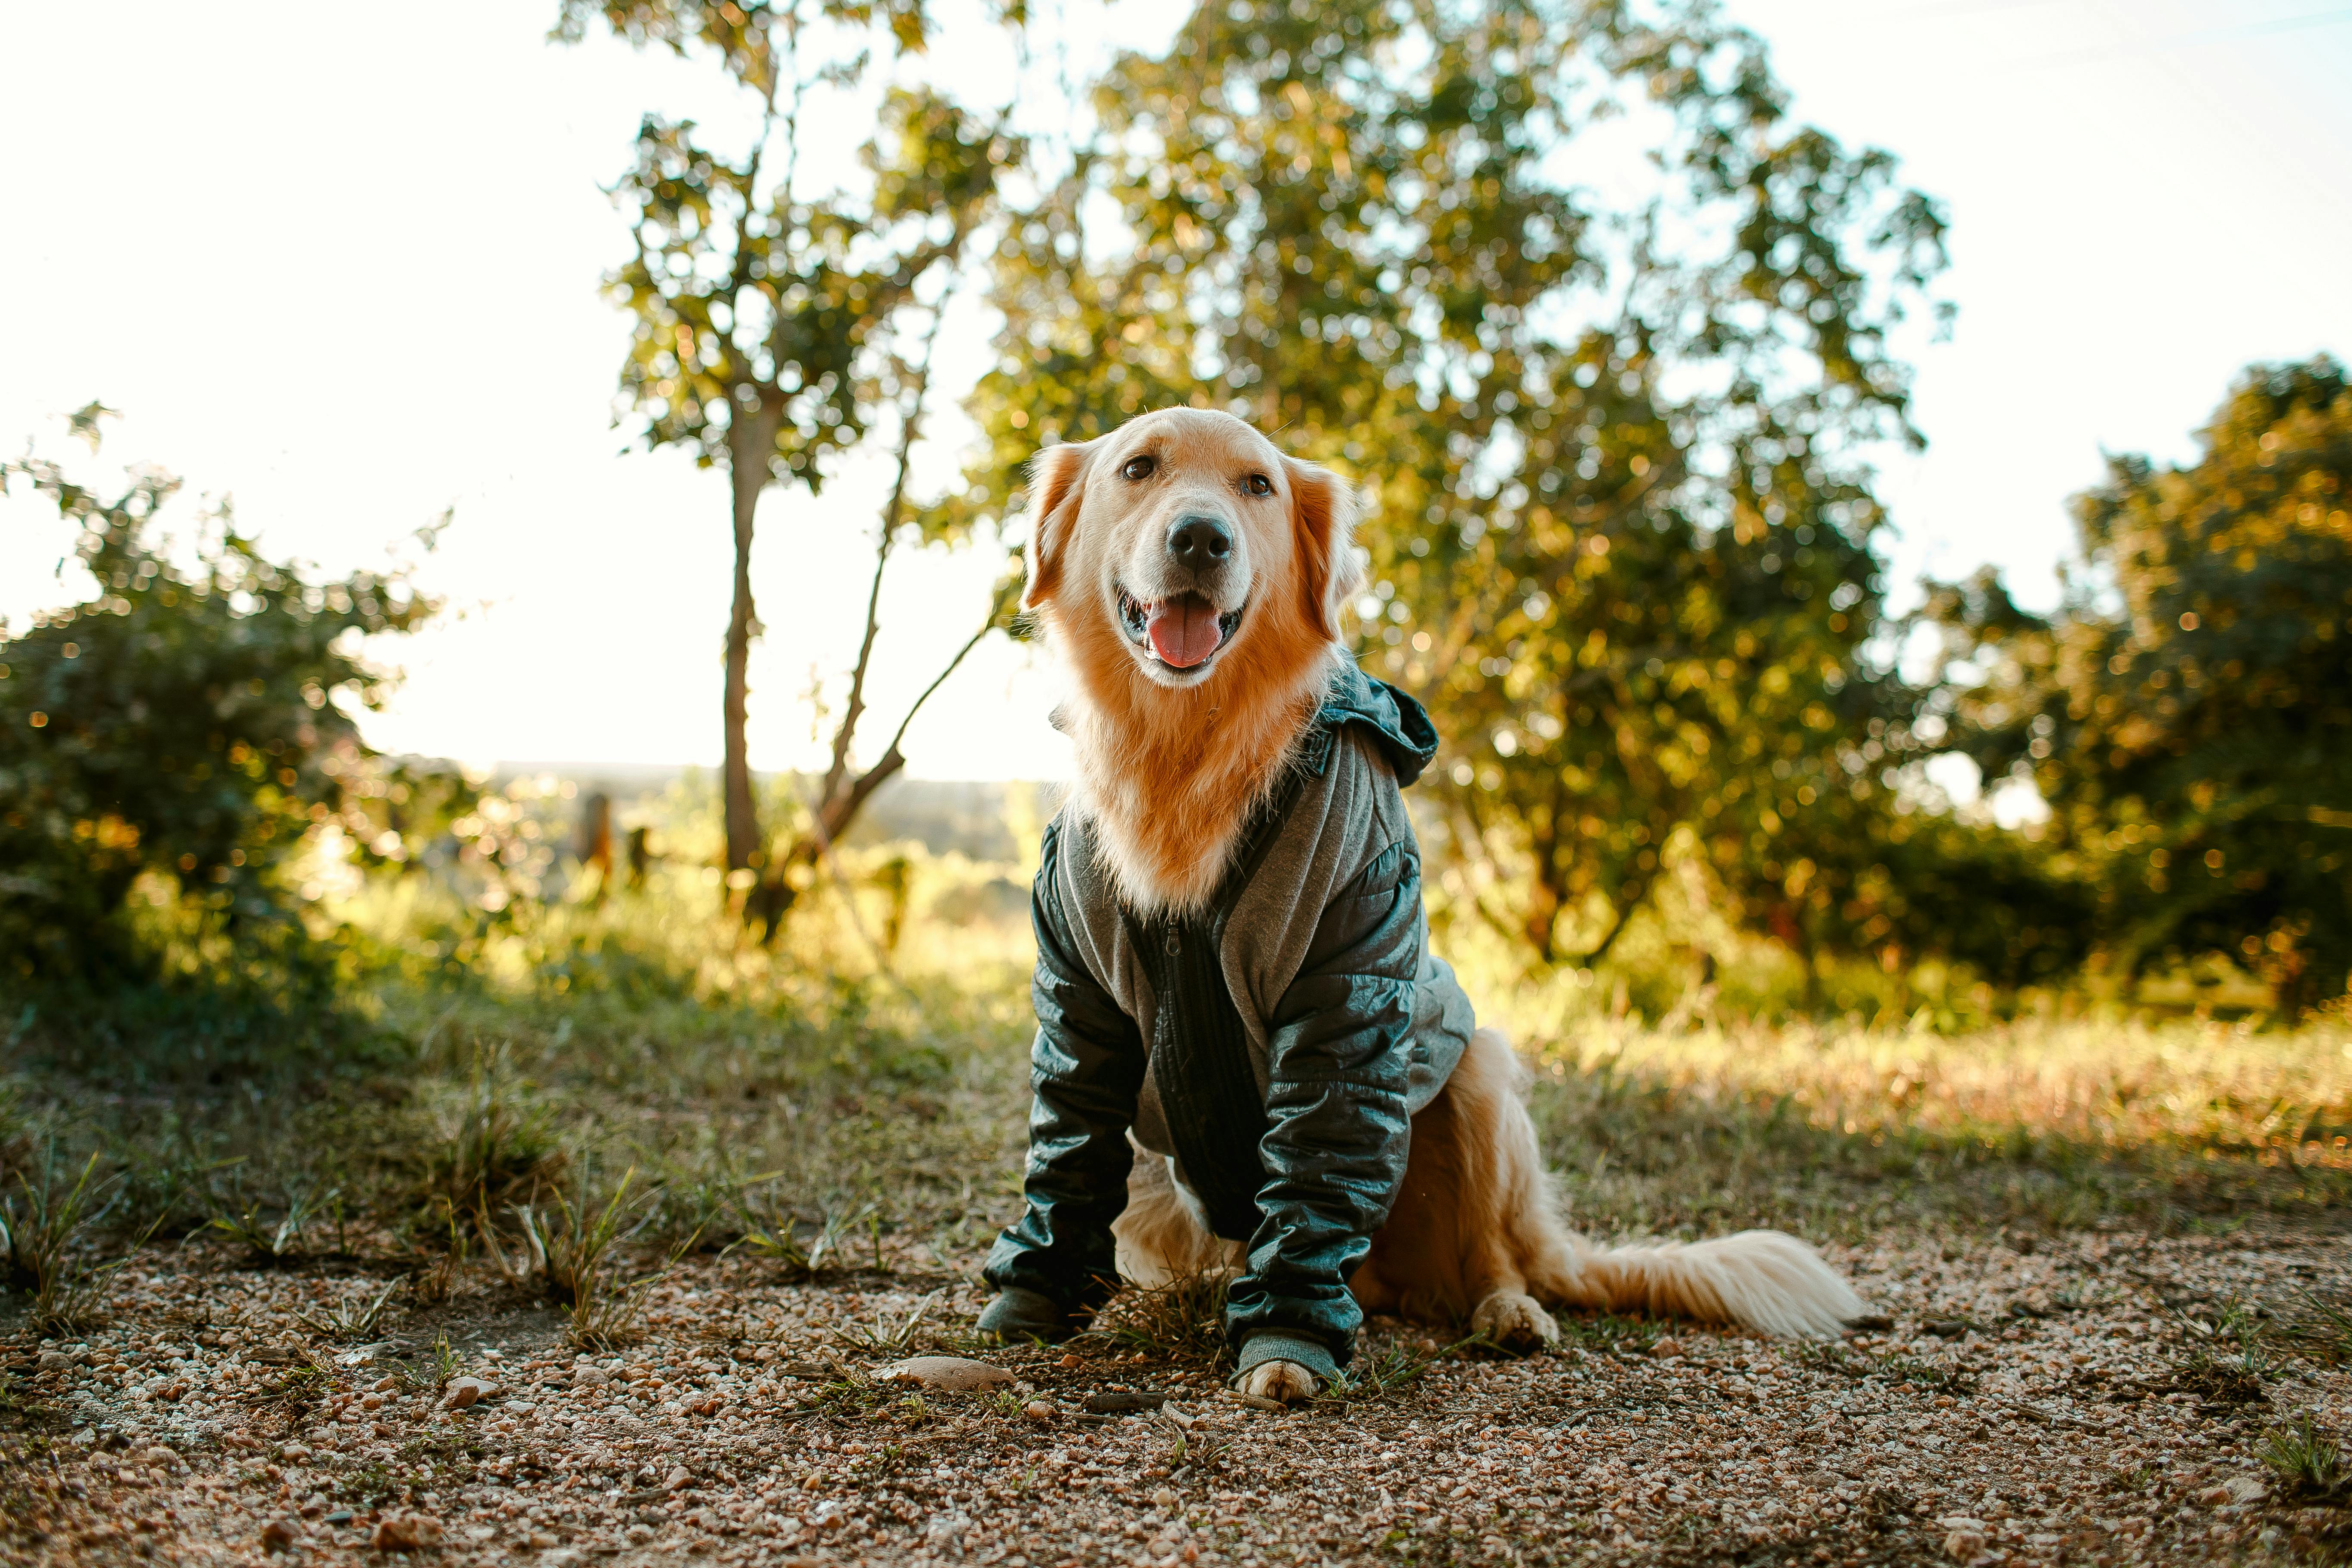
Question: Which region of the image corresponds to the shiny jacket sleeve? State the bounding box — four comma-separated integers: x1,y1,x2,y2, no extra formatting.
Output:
981,819,1142,1314
1223,836,1422,1369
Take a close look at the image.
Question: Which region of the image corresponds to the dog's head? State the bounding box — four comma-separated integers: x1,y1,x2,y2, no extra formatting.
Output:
1020,407,1365,693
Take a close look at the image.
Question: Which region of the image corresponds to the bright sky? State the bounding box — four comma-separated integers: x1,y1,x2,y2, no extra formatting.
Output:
3,0,2347,783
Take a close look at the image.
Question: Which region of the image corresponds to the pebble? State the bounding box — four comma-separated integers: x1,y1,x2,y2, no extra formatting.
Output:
259,1518,300,1553
140,1445,180,1467
372,1513,444,1550
1939,1517,1988,1560
665,1467,694,1492
441,1375,501,1410
1023,1400,1058,1421
572,1366,612,1388
875,1356,1018,1392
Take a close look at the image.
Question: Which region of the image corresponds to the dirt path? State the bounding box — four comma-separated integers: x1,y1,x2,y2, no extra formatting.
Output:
5,1225,2348,1568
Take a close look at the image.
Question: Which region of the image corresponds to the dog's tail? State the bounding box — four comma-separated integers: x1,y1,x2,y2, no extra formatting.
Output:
1533,1228,1864,1340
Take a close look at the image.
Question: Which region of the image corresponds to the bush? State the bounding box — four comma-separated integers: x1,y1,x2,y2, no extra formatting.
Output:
0,410,441,998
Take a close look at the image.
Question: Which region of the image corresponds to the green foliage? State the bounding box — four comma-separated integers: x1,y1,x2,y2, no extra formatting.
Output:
566,0,1028,885
956,0,1966,973
0,415,444,996
1929,357,2352,1008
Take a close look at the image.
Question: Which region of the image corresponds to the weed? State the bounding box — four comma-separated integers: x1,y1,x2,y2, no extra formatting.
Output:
296,1278,401,1343
2175,1297,2273,1403
2281,1289,2352,1367
734,1191,873,1280
261,1353,335,1425
422,1052,564,1225
409,1202,470,1307
1336,1333,1487,1400
833,1290,942,1357
2260,1415,2348,1505
500,1167,674,1349
0,1147,132,1332
209,1182,334,1264
1093,1271,1230,1364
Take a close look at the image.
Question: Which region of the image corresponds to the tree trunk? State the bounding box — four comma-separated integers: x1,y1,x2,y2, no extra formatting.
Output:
722,404,781,876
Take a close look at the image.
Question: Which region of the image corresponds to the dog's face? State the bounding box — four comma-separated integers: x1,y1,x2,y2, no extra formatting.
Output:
1020,407,1363,692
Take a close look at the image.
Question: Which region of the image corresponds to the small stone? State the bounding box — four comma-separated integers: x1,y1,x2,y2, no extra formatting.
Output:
1649,1338,1682,1358
373,1514,444,1551
1152,1488,1179,1510
139,1445,180,1467
1057,1354,1082,1370
259,1519,300,1553
1023,1400,1058,1421
1939,1518,1987,1560
665,1466,694,1491
280,1442,313,1461
441,1375,500,1410
571,1366,611,1388
874,1356,1018,1393
371,1375,398,1392
527,1529,559,1549
38,1350,71,1372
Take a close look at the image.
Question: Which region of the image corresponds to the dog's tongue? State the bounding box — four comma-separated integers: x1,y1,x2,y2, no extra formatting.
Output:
1146,597,1223,668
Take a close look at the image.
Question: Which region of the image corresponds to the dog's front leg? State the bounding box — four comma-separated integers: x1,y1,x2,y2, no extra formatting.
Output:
1236,1359,1320,1405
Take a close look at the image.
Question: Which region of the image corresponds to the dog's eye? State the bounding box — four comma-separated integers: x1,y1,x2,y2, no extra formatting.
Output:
1121,455,1157,482
1243,473,1273,496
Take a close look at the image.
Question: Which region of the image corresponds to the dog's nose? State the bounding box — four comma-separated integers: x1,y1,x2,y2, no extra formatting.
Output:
1166,514,1233,568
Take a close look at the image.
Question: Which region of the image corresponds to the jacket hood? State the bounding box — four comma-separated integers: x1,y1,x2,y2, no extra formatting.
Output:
1317,658,1440,787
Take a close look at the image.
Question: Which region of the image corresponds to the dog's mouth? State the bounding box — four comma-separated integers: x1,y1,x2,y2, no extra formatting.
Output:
1117,586,1244,671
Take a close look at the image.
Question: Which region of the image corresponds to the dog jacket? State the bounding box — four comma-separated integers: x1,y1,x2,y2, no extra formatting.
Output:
983,658,1475,1372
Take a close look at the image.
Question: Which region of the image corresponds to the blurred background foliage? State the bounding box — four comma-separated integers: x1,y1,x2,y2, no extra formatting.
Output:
0,0,2346,1081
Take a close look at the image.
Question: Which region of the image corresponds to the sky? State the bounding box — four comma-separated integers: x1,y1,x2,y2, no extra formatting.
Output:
3,0,2348,784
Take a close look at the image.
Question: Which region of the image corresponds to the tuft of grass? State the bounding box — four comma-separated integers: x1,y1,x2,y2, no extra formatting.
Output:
2280,1289,2352,1366
297,1278,402,1344
408,1202,470,1307
1337,1332,1487,1400
421,1052,564,1227
499,1167,672,1349
2174,1297,2274,1404
832,1290,943,1358
2260,1415,2348,1505
1,1148,133,1333
732,1191,873,1280
1093,1271,1231,1364
208,1182,333,1264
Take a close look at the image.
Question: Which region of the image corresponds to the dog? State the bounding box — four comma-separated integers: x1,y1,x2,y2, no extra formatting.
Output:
979,406,1862,1404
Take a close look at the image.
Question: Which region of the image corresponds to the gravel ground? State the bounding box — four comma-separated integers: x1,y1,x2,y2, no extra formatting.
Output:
5,1226,2349,1568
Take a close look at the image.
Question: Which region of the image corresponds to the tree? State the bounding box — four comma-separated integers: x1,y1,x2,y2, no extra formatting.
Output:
0,409,440,990
1928,358,2352,1010
559,0,1023,928
953,0,1948,969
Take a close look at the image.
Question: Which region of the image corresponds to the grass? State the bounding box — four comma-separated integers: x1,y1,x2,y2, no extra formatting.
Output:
1,813,2347,1359
2260,1415,2349,1505
0,1148,137,1334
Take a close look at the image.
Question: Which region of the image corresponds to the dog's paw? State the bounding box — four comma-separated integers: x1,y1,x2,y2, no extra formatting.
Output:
1237,1359,1320,1405
1471,1290,1559,1350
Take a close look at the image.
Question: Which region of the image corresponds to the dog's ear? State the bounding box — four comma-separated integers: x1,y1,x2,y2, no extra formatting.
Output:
1285,456,1367,641
1022,437,1096,610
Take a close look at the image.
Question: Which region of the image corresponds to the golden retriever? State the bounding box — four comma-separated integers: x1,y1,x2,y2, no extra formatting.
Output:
1020,406,1862,1404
